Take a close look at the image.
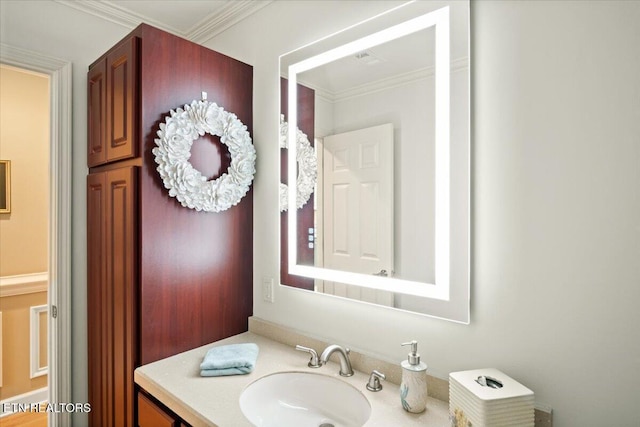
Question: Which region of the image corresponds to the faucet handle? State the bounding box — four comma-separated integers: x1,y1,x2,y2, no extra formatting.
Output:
366,370,386,392
295,345,321,368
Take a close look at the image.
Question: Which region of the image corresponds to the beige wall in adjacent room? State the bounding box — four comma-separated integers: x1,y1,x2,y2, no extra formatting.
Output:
0,291,48,399
0,65,49,277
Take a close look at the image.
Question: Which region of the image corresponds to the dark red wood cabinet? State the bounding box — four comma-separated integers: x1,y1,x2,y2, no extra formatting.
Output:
87,24,253,427
88,36,138,167
137,391,190,427
87,166,138,427
280,78,315,290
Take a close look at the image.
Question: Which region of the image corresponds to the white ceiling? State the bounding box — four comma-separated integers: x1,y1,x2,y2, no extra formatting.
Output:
54,0,272,44
288,1,469,98
51,0,468,98
299,26,437,95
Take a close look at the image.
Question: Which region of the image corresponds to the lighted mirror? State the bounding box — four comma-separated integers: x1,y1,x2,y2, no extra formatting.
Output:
280,1,469,323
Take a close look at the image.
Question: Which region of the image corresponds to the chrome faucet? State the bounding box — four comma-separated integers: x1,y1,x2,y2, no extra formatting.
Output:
320,344,354,377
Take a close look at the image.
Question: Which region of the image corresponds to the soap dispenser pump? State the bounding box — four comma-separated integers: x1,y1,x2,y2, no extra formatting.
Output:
400,340,428,413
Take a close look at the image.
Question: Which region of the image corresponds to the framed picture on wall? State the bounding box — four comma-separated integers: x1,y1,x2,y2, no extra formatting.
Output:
0,160,10,214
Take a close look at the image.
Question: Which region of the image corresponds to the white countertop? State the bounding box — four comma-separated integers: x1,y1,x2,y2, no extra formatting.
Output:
134,332,450,427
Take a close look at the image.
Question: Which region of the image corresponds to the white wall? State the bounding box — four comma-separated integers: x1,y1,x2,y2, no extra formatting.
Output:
2,1,639,426
207,1,640,426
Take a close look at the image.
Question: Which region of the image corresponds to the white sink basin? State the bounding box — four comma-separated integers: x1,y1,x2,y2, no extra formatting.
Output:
239,371,371,427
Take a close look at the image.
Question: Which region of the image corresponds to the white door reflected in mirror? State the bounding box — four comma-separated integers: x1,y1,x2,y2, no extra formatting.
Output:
320,124,395,306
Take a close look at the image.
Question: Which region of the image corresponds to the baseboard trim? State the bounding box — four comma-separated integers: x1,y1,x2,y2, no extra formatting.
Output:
0,387,48,417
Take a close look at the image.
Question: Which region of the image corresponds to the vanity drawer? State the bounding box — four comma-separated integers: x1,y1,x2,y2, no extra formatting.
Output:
138,391,183,427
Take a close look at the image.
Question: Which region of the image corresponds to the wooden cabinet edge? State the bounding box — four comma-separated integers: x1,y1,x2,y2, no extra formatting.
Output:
137,389,191,427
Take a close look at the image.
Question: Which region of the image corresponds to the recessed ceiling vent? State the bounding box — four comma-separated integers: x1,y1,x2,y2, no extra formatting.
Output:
354,50,384,66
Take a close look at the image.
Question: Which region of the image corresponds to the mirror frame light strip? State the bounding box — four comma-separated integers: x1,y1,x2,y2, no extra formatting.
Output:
288,7,450,301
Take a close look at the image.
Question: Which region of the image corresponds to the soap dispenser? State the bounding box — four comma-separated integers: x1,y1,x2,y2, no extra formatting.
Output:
400,340,428,413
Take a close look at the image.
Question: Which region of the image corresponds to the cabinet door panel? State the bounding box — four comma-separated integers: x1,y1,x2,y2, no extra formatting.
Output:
106,167,138,427
106,37,138,162
87,172,107,426
87,167,138,427
88,60,106,167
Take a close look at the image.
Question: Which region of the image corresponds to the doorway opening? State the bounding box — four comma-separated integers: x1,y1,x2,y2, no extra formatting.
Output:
0,64,50,426
0,45,72,427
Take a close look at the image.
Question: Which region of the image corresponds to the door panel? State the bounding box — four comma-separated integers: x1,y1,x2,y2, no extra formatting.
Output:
87,173,106,426
321,123,395,305
106,37,138,162
88,60,106,167
87,167,138,427
106,167,137,427
323,123,394,274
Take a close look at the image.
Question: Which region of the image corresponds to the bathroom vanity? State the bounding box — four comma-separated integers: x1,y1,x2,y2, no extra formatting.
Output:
134,318,450,427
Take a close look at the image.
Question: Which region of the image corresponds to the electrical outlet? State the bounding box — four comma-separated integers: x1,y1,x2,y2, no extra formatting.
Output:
262,277,275,303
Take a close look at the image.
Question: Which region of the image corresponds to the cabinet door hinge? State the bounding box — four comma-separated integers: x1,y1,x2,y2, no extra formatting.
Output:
52,305,58,318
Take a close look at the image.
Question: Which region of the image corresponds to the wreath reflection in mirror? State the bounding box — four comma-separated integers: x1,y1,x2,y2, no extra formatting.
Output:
279,114,317,212
153,99,256,213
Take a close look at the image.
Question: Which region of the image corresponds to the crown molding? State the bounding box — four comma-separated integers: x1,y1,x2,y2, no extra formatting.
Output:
187,1,273,44
0,43,69,73
54,0,178,34
299,56,469,104
54,0,272,42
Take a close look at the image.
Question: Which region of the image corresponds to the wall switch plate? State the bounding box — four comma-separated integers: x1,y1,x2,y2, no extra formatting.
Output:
262,277,275,303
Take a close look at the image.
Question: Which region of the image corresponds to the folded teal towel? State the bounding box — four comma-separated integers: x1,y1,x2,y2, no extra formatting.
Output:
200,366,253,377
199,343,259,377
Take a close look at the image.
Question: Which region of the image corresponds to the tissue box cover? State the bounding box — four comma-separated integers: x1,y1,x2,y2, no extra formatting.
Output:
449,368,534,427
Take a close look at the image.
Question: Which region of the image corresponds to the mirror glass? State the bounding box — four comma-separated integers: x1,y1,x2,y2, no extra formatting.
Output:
280,1,469,323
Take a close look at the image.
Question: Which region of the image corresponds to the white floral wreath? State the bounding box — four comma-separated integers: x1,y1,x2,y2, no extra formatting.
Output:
153,100,256,212
279,115,317,212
